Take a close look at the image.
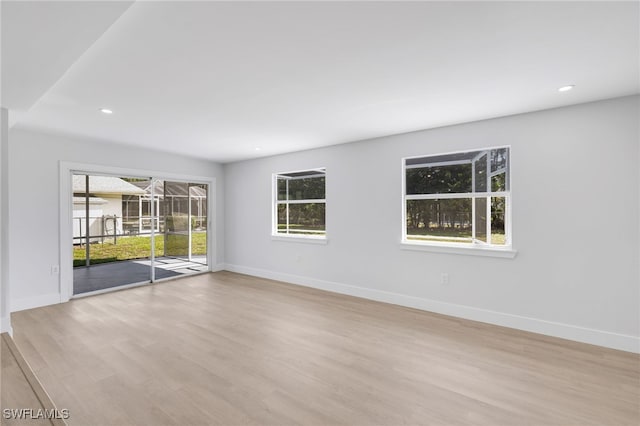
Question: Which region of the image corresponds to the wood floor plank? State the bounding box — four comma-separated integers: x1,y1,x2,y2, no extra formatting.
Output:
10,271,640,426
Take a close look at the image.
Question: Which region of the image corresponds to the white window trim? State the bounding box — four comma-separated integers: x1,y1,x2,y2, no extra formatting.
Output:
272,168,327,242
400,241,517,258
271,234,329,244
401,146,514,256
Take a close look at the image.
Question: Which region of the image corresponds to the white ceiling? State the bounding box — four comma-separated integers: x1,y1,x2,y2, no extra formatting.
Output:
1,0,134,125
2,1,638,163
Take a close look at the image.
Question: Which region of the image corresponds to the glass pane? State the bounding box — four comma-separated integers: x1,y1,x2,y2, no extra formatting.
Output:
474,154,487,192
277,177,287,201
190,184,208,231
287,203,326,235
73,174,153,294
491,172,506,192
164,181,190,257
406,199,472,243
287,176,325,200
491,197,506,245
188,184,208,267
491,148,508,173
474,197,488,243
160,181,208,273
405,164,472,195
277,204,287,233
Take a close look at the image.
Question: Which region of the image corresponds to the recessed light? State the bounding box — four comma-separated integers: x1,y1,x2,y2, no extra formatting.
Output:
558,85,575,92
255,147,261,151
100,108,113,114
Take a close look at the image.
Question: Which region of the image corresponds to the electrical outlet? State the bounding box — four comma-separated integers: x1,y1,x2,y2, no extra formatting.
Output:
51,265,60,275
441,273,449,285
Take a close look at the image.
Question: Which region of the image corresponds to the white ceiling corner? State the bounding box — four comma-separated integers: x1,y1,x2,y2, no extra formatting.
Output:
1,0,134,125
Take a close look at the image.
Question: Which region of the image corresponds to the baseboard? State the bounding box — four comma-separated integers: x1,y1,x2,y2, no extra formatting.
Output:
224,264,640,354
11,293,61,313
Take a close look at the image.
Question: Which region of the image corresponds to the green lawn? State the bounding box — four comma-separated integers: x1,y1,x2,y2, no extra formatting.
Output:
74,232,207,267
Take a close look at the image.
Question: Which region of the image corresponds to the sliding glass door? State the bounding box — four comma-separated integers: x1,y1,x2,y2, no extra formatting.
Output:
72,174,209,296
152,181,208,280
72,174,153,294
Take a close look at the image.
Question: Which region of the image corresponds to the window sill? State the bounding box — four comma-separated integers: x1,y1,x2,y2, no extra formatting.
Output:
271,235,328,245
400,241,517,258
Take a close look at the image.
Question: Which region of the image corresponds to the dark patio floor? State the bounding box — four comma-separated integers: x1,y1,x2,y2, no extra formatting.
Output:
73,256,208,295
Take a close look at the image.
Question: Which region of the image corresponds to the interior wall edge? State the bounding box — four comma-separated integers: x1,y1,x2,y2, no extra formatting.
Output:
211,263,226,272
223,264,640,354
1,107,9,334
0,315,12,335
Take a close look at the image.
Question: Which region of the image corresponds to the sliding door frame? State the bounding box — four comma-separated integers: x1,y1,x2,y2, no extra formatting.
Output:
59,161,216,303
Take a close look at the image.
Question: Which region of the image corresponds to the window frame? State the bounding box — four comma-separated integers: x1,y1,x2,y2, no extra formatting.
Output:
272,167,327,241
401,146,514,255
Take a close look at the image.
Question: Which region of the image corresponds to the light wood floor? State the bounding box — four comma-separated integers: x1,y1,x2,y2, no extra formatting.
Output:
10,271,640,425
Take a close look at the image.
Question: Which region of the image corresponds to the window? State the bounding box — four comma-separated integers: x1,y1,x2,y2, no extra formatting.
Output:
273,168,326,238
403,147,510,249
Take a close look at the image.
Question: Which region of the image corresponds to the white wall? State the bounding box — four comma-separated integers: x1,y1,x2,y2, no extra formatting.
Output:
224,96,640,352
8,128,225,310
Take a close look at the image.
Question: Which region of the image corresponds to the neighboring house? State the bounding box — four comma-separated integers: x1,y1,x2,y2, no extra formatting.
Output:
73,175,146,243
